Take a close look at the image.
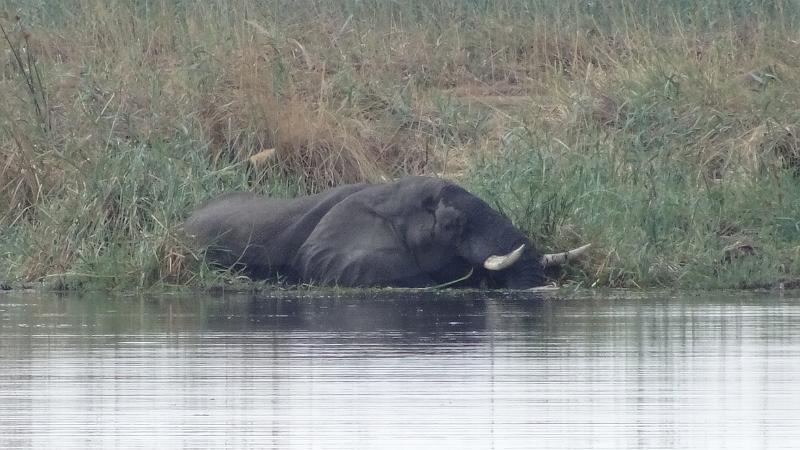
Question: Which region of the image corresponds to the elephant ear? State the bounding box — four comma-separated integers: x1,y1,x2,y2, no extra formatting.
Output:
292,196,436,287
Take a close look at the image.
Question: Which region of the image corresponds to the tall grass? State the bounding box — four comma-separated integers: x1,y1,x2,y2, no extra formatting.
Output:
0,0,798,288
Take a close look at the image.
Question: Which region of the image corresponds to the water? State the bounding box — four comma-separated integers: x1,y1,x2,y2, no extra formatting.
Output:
1,290,799,449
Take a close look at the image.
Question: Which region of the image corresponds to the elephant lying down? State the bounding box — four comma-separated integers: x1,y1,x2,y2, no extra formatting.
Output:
183,176,589,289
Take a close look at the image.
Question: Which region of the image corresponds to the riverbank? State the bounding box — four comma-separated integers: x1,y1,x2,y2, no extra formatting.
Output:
1,1,798,289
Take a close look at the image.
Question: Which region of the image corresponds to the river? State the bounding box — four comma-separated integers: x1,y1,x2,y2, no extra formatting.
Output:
1,290,799,449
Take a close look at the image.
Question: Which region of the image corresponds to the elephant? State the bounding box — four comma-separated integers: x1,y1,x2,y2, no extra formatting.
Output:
182,176,589,289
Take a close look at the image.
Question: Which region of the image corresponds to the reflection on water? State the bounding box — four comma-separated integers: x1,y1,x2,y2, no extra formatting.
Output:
1,290,800,449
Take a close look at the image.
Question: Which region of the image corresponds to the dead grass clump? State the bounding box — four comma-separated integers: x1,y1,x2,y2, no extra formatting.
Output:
516,27,624,77
591,93,628,128
0,147,45,219
159,235,195,285
739,122,800,177
270,102,383,188
764,125,800,175
191,34,457,189
721,236,760,263
194,51,387,188
17,229,72,282
0,94,59,220
684,117,799,182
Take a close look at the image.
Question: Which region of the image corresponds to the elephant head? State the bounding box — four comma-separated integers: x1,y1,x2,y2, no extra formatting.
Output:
293,177,589,288
423,181,586,289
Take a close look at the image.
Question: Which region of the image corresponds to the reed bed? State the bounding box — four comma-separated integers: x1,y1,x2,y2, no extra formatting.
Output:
0,0,798,288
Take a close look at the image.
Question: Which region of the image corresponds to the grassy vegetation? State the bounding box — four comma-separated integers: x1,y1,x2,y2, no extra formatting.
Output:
0,0,798,289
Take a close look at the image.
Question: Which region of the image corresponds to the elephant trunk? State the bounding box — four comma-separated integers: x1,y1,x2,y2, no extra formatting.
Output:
540,244,591,267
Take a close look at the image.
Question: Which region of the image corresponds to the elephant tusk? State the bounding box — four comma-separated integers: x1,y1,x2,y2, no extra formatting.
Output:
540,243,591,267
483,244,526,271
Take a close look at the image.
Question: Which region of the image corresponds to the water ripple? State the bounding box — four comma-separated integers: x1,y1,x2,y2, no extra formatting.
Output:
1,292,799,449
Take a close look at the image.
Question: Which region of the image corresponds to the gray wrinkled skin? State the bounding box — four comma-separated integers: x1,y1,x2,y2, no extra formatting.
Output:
183,176,547,288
